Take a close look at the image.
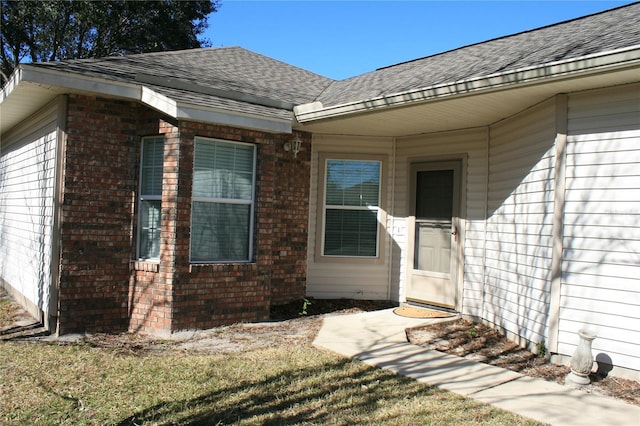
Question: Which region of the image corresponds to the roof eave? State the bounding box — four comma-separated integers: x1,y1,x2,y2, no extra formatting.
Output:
1,65,293,135
138,86,293,132
176,102,292,133
294,45,640,123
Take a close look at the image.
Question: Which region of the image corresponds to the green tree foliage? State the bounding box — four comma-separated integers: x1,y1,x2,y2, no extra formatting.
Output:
1,0,218,83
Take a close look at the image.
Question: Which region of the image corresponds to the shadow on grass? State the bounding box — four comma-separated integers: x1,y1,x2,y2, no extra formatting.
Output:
116,357,438,425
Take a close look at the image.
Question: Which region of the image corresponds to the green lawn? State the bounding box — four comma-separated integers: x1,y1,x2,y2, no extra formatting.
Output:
0,341,544,425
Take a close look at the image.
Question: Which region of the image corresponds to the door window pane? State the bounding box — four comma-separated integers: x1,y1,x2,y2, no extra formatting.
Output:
416,170,453,220
413,168,455,272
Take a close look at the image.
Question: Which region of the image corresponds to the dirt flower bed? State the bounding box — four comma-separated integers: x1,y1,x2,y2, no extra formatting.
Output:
406,318,640,407
0,295,396,357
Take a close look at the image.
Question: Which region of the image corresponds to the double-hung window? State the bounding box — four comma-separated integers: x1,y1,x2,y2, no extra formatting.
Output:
322,158,381,257
138,136,164,260
191,137,256,262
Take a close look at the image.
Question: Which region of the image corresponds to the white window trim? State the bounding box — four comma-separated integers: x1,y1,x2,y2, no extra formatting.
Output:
190,136,257,263
137,136,164,261
315,153,387,264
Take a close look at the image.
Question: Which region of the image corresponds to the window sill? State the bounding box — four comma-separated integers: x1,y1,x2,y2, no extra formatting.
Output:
314,255,384,265
189,262,257,273
132,260,160,272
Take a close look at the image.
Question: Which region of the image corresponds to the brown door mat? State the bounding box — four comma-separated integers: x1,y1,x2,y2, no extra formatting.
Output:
393,306,456,319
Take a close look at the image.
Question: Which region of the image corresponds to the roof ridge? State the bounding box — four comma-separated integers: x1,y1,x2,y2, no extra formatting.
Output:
32,46,242,66
375,2,639,72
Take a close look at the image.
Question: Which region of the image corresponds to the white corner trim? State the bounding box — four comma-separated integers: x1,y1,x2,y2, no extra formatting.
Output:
548,94,568,354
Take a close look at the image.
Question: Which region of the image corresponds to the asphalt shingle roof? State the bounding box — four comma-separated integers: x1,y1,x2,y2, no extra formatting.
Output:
316,3,640,107
32,46,334,114
26,3,640,115
144,83,294,121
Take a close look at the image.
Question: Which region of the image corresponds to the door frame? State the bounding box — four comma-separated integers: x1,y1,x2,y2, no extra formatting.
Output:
405,157,466,310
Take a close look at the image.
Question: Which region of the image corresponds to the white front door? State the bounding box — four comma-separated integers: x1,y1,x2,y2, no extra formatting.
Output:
407,161,461,308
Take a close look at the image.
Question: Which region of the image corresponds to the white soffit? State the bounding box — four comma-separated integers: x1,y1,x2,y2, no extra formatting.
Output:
295,47,640,137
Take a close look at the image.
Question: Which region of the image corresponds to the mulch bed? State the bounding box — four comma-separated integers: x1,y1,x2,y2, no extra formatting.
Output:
270,298,397,320
406,318,640,406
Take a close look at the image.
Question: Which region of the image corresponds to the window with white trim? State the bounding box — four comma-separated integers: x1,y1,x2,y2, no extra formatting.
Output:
138,136,164,260
191,137,256,262
322,159,381,257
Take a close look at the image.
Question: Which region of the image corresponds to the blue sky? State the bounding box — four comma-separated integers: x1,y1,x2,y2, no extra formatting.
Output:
205,1,635,79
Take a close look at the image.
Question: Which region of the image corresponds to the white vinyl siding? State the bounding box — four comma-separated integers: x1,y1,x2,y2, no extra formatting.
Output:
0,115,58,320
395,127,489,314
559,83,640,371
307,136,392,300
484,99,557,346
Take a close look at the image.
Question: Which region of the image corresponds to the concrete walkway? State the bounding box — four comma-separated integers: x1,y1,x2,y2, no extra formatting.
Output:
313,308,640,426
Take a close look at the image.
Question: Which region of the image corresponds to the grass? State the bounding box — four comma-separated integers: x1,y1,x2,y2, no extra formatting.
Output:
0,299,543,425
0,344,544,425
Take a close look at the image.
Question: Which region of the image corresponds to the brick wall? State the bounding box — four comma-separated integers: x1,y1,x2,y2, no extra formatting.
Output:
170,123,310,331
58,95,310,334
57,95,138,333
270,133,310,305
128,115,179,334
129,262,163,333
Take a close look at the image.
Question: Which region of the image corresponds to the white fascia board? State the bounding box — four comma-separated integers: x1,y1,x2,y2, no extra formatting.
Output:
295,45,640,123
2,65,292,133
18,66,294,133
21,67,181,121
1,66,23,102
18,66,142,100
140,86,178,117
0,65,180,125
177,103,292,134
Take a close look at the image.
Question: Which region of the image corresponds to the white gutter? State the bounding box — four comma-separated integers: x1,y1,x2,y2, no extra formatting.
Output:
136,73,296,110
294,45,640,123
2,65,292,134
178,103,291,133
